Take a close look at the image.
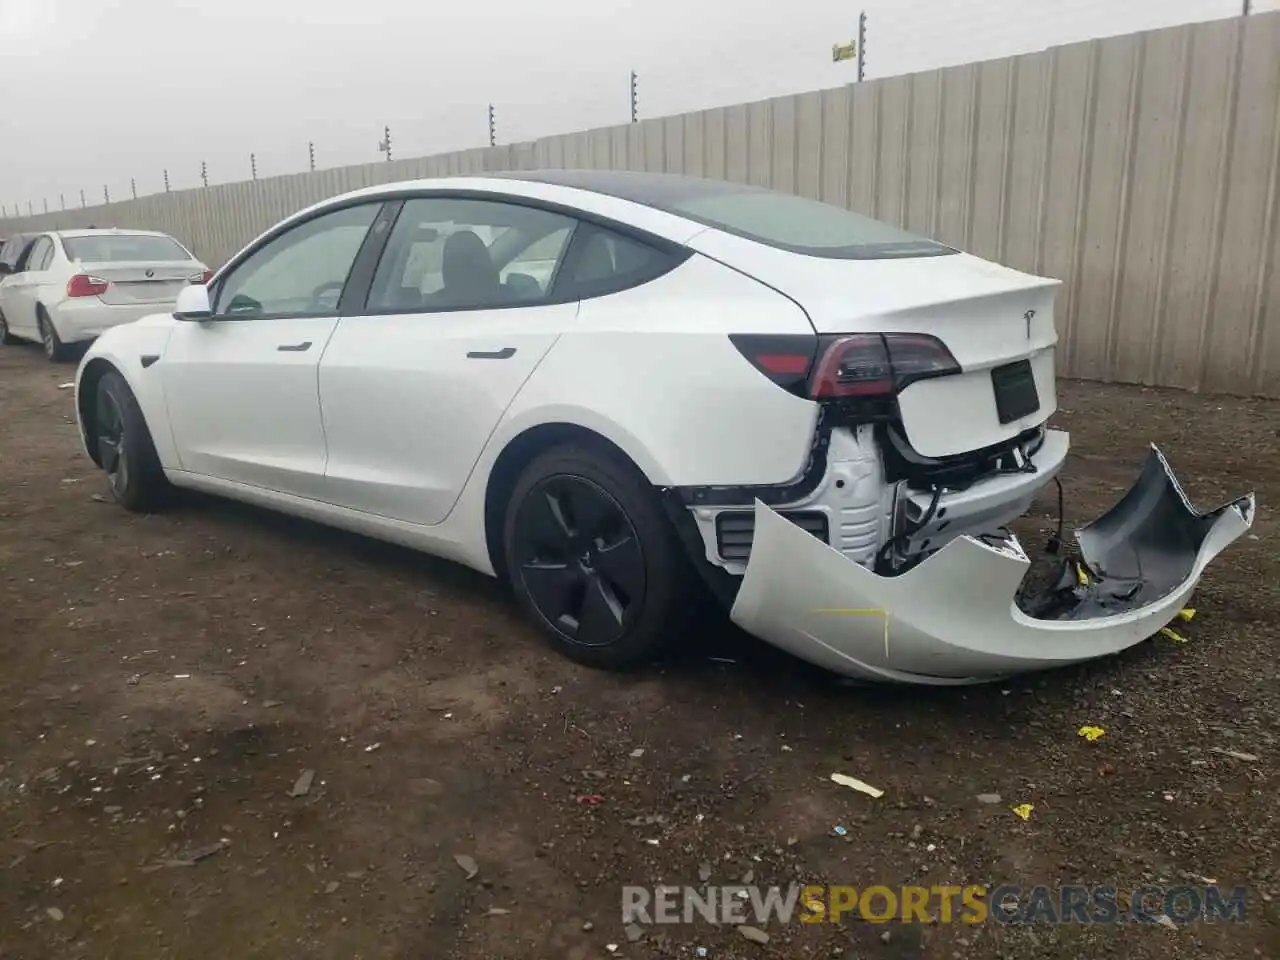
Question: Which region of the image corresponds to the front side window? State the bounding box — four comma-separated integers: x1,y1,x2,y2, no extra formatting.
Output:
0,238,23,268
62,234,190,263
215,202,380,318
2,237,37,272
367,197,577,313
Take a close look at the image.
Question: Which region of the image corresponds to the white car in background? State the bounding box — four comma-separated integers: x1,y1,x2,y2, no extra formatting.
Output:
0,228,210,361
71,172,1255,684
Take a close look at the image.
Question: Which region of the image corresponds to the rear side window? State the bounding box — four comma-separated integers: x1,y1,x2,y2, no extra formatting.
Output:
553,225,682,300
26,237,53,271
62,234,190,263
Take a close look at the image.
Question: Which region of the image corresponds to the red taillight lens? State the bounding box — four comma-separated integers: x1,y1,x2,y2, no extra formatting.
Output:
731,332,959,400
66,274,109,298
728,334,818,394
189,270,213,285
811,334,896,397
810,333,959,399
884,333,962,381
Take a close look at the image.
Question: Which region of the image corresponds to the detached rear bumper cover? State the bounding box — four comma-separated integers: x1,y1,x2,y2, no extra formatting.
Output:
730,446,1255,684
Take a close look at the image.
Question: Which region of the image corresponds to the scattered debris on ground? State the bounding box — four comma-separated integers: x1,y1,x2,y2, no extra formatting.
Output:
453,854,480,880
288,768,316,797
830,772,883,798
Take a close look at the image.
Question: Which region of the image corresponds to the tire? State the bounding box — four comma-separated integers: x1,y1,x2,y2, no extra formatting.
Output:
0,310,16,346
94,370,170,511
38,308,71,362
503,444,696,671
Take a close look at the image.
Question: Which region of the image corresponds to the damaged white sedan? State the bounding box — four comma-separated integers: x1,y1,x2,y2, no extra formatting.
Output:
72,171,1255,684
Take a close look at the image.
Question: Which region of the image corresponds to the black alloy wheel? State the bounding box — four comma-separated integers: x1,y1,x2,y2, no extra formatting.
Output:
511,474,647,648
93,370,169,512
96,385,130,498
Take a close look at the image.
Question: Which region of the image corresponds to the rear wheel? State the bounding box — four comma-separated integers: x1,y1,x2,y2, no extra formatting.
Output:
38,308,70,362
95,370,170,511
503,444,695,670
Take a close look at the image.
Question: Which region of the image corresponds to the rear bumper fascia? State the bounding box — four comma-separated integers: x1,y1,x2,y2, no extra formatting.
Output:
729,445,1255,684
54,300,175,343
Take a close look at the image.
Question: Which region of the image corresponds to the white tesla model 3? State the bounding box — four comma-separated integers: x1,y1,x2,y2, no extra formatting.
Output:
72,171,1255,684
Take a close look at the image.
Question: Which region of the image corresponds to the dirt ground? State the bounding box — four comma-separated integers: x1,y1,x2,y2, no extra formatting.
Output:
0,343,1276,960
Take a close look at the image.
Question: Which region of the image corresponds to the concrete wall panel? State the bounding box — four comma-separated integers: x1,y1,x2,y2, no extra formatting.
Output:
795,91,824,200
1154,18,1240,390
746,99,772,188
876,75,911,226
934,62,979,250
818,86,851,207
905,70,942,238
1202,13,1280,393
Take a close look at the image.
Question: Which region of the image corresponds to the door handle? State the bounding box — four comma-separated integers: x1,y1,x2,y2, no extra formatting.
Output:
466,347,516,360
276,341,313,352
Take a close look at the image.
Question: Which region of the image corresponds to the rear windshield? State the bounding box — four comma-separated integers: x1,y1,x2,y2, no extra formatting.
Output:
663,188,954,260
62,234,190,263
504,172,956,260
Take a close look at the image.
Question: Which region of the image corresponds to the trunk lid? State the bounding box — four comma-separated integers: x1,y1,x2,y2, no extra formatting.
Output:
689,231,1061,458
77,261,203,306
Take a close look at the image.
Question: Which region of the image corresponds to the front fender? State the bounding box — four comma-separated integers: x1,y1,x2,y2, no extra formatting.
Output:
75,318,178,468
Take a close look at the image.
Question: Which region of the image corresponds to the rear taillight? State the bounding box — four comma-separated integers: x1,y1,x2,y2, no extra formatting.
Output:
810,333,959,398
189,270,213,285
731,332,959,401
728,334,818,394
66,274,109,298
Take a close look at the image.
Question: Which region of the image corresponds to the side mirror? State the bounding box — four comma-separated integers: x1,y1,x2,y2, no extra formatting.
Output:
0,263,12,277
173,283,213,322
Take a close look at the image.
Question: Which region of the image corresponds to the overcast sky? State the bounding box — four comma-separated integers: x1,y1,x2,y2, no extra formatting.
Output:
1,0,1274,211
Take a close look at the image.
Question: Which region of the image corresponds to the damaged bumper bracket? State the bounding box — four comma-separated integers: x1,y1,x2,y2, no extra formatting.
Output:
729,446,1255,685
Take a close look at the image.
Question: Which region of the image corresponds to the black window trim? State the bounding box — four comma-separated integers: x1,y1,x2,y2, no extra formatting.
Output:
206,198,395,322
339,188,693,318
201,187,693,323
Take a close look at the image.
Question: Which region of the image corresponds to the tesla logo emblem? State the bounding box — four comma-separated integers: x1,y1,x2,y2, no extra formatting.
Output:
145,269,155,278
1024,309,1036,339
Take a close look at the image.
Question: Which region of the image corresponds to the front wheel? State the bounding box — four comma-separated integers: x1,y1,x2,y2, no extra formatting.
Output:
503,444,696,670
0,311,16,345
95,370,170,511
